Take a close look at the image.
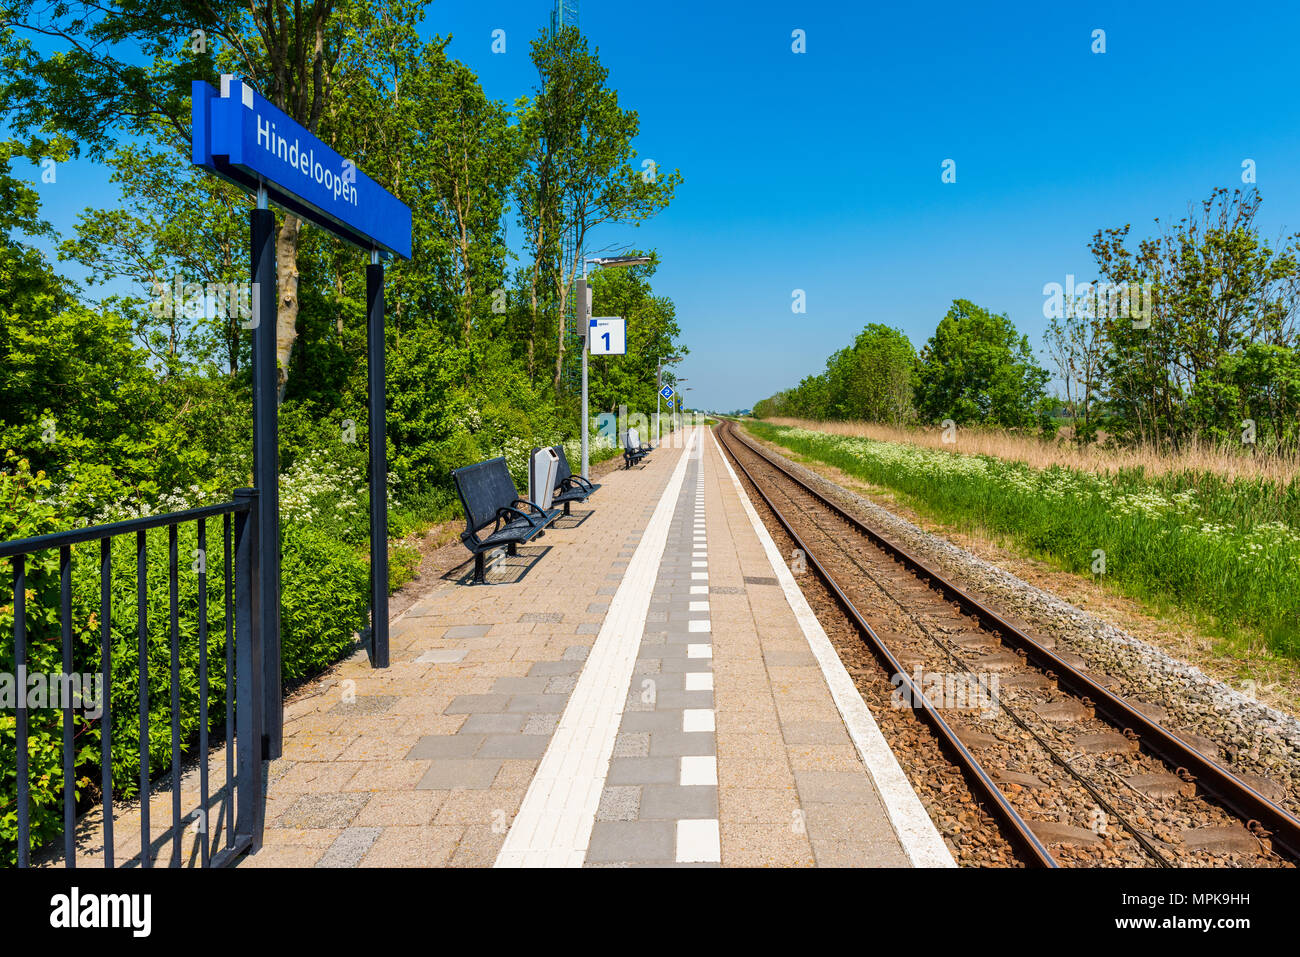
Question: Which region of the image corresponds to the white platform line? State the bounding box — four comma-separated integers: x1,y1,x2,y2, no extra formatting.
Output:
495,427,701,867
707,426,955,868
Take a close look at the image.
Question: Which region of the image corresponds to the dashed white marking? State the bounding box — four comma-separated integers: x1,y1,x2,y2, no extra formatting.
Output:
679,756,717,786
689,600,710,612
688,619,711,633
687,644,712,658
675,819,721,863
691,571,708,580
691,560,708,568
684,672,714,691
690,585,709,595
682,708,715,732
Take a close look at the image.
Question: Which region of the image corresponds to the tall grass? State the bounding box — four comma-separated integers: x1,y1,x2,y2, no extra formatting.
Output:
747,422,1300,659
762,417,1300,487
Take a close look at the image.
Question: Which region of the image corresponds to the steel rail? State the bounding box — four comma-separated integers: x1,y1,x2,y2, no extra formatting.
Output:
720,421,1300,864
715,422,1059,867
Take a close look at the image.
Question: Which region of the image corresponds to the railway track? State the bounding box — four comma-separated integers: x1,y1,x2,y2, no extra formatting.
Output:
715,419,1300,868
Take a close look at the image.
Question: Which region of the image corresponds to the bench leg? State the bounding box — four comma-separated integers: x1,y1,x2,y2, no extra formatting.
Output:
563,501,571,516
473,552,485,584
507,542,517,556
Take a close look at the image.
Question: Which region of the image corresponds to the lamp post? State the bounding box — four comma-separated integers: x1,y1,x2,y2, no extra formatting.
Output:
580,254,651,479
657,354,683,445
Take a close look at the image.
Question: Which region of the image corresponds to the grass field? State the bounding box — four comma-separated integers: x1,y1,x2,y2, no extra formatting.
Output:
745,421,1300,660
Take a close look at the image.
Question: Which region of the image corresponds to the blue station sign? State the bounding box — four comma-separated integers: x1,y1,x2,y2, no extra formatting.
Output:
660,385,675,400
192,76,412,259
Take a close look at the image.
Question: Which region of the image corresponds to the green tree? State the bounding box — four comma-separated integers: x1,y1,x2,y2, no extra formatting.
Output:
58,143,249,374
516,26,682,396
1,0,426,397
1089,187,1300,448
825,323,917,424
915,299,1048,427
1044,303,1105,444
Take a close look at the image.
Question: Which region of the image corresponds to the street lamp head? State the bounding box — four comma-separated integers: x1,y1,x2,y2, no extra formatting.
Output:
586,255,652,268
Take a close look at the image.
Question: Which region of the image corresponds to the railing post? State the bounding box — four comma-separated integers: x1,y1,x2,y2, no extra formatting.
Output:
251,203,283,758
232,488,265,853
367,257,389,668
13,555,30,867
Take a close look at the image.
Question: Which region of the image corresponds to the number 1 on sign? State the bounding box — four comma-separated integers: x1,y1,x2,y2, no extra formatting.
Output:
589,317,625,355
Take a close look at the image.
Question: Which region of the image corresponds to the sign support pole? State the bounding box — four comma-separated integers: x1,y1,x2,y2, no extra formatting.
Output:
579,270,590,480
581,332,590,480
251,187,282,759
366,252,390,668
656,361,662,446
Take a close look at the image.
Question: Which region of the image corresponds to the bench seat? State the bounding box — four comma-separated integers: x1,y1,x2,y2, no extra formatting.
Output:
478,516,548,549
452,455,559,583
547,445,600,514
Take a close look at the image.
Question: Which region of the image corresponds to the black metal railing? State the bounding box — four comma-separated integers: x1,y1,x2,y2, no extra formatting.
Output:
2,489,265,868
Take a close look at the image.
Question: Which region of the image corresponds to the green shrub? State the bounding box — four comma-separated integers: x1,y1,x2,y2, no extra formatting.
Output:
387,542,422,594
279,522,369,681
0,457,71,865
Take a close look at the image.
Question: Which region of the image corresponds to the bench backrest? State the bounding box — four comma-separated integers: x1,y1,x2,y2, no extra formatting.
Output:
451,457,519,534
625,427,641,451
553,445,574,486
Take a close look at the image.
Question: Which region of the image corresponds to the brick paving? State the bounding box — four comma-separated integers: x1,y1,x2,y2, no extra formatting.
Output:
242,445,670,868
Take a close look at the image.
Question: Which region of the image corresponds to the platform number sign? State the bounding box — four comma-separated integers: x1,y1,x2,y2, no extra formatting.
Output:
589,317,626,355
660,385,675,400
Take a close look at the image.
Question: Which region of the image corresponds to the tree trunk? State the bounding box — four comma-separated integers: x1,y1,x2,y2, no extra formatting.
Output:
553,283,567,395
275,214,303,401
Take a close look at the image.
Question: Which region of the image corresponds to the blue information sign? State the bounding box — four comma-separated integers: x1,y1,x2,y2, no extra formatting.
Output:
192,76,412,259
660,385,675,400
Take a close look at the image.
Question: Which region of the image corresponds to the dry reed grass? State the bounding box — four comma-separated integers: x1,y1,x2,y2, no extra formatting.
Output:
763,417,1300,486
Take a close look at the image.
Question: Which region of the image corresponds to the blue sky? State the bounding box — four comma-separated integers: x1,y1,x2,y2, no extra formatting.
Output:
18,0,1300,412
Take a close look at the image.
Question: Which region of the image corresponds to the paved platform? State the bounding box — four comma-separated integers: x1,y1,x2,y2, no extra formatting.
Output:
237,425,951,868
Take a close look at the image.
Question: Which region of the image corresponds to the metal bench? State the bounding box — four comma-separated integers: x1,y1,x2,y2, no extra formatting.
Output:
451,456,560,583
546,445,601,515
623,429,652,469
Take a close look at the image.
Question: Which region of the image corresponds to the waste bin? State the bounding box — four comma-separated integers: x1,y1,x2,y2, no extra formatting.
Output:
529,446,560,510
